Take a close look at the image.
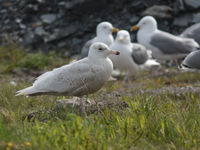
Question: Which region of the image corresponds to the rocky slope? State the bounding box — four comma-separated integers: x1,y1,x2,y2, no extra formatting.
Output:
0,0,200,55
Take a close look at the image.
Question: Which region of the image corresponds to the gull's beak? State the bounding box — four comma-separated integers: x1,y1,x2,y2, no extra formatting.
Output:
131,25,139,32
109,50,120,55
119,37,123,42
112,27,119,33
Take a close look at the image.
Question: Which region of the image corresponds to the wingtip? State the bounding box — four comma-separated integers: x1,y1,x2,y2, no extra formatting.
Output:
15,90,28,96
15,93,21,96
15,91,23,96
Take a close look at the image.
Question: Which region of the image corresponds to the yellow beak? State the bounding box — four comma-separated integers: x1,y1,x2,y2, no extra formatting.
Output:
119,37,123,41
112,27,119,33
130,25,139,32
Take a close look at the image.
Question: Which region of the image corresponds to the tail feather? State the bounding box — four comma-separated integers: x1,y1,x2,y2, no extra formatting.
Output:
183,38,199,50
144,59,160,67
16,86,36,96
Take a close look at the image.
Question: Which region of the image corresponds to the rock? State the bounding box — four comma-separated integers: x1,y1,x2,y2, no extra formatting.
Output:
172,14,193,27
40,14,57,24
129,1,146,12
174,0,185,12
10,81,17,86
57,41,67,48
142,5,173,19
59,0,86,9
21,30,37,46
56,97,99,112
0,0,200,56
35,26,47,36
44,24,79,42
192,13,200,23
19,24,26,29
63,51,71,58
56,98,80,110
184,0,200,9
129,15,139,24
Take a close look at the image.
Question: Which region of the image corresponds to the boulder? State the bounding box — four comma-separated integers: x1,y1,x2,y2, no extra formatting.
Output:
142,5,173,19
184,0,200,9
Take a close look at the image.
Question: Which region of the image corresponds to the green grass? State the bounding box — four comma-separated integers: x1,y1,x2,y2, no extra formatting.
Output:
0,43,200,150
0,71,200,150
0,41,67,73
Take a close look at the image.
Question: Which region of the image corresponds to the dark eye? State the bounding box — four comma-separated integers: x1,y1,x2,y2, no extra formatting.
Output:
99,48,103,51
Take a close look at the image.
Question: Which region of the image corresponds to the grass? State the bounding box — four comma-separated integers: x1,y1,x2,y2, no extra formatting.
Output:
0,43,200,150
0,41,68,73
1,71,200,150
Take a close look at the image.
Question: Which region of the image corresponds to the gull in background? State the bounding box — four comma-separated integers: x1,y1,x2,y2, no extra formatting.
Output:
109,30,159,77
180,51,200,71
131,16,199,62
180,23,200,45
81,21,119,58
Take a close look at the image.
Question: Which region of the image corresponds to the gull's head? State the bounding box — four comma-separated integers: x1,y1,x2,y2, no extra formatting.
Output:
116,30,131,44
96,21,119,36
131,16,157,32
88,42,120,58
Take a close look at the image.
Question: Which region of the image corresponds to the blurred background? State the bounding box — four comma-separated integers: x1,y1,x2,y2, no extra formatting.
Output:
0,0,199,56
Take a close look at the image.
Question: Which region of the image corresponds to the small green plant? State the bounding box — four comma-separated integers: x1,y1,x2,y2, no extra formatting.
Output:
0,41,67,73
17,52,53,70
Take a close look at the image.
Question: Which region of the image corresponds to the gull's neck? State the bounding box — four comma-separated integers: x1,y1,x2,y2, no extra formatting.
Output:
88,54,107,60
97,31,112,37
115,40,131,47
141,24,157,33
96,32,114,46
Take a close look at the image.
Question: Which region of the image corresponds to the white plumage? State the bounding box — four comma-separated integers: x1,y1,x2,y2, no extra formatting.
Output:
109,30,155,75
16,42,120,97
131,16,199,61
81,21,118,58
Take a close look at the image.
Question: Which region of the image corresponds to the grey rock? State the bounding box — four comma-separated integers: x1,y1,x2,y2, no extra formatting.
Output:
15,18,22,23
56,97,98,112
175,0,185,11
61,0,85,9
184,0,200,9
44,24,79,42
130,15,139,24
0,0,199,56
37,0,45,3
129,1,146,12
173,14,193,27
0,9,7,13
71,38,82,46
142,5,173,19
22,31,36,46
4,19,10,24
192,13,200,23
19,24,26,29
58,41,67,48
35,26,48,36
40,14,57,24
56,98,80,110
63,51,70,58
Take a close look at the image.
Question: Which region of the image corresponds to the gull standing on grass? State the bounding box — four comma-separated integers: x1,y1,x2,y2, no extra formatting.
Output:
131,16,199,61
81,21,119,58
109,30,153,76
16,42,120,115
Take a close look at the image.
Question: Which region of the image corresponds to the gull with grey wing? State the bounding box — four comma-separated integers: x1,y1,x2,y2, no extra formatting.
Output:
131,16,199,61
